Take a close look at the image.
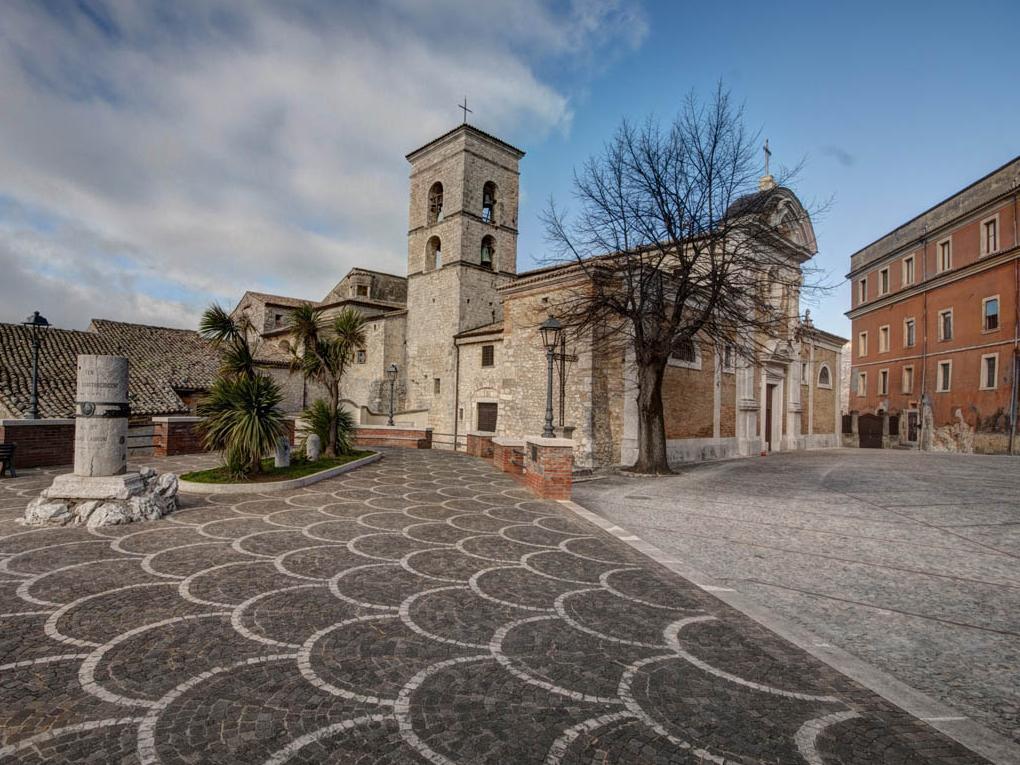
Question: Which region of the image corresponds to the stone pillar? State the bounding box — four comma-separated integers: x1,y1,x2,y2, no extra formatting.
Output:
74,355,129,476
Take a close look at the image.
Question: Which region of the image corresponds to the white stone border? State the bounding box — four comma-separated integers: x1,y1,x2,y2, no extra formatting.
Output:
178,451,382,494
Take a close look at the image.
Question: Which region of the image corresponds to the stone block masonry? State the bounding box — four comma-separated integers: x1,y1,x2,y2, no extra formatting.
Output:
523,436,573,500
353,425,432,449
0,419,75,468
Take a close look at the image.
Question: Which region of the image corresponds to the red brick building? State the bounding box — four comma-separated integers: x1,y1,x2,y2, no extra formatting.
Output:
846,156,1020,452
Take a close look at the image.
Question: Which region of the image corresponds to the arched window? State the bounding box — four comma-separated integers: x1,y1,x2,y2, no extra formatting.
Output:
482,181,497,223
669,336,700,369
817,363,832,388
426,236,441,271
480,235,495,270
427,182,444,225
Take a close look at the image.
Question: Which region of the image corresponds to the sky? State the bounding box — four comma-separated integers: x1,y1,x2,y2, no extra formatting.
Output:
1,0,1017,337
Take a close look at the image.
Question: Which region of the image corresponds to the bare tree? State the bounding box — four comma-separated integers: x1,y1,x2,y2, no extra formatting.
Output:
542,86,825,473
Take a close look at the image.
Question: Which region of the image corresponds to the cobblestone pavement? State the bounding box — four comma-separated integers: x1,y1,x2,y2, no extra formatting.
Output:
574,448,1020,752
0,449,989,764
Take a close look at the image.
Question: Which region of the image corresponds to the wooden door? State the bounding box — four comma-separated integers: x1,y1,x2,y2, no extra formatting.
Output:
765,384,775,450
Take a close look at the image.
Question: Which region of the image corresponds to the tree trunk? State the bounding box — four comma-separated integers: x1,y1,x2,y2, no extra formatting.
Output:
629,359,671,474
326,383,340,458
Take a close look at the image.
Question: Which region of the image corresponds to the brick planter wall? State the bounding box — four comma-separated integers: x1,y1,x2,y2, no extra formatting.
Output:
492,438,524,476
153,417,298,457
466,432,494,459
0,419,75,468
353,426,432,449
523,437,574,500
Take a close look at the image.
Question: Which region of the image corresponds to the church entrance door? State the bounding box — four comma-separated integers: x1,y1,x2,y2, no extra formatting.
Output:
765,383,776,451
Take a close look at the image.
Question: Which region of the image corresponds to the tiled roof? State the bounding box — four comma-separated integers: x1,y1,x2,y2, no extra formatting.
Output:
243,291,313,308
0,320,221,419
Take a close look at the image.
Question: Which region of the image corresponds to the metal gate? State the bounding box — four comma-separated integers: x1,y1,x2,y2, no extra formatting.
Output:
859,414,883,449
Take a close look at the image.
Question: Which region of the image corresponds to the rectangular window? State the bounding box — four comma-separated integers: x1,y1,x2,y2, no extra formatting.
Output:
879,267,890,295
938,309,953,341
858,278,867,303
902,365,914,394
481,344,495,367
857,371,867,396
904,318,916,348
981,354,998,390
937,239,952,272
878,369,889,396
983,296,1000,331
355,349,367,364
982,217,998,255
902,255,915,285
722,344,735,372
476,402,498,432
801,361,809,386
878,325,890,353
274,313,283,327
936,360,952,392
433,378,441,395
858,331,868,357
356,285,369,297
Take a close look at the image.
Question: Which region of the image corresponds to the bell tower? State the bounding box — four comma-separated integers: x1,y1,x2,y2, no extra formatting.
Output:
403,124,525,447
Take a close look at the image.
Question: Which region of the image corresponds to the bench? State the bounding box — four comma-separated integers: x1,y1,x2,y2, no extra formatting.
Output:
0,444,15,478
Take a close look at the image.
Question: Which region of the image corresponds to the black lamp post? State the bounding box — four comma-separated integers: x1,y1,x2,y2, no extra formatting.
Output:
21,311,51,420
539,315,562,438
385,363,398,426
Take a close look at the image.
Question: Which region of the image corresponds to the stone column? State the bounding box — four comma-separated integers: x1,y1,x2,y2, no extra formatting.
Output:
74,355,129,476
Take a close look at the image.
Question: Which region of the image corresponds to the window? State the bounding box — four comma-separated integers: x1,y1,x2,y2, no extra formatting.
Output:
857,371,867,396
878,325,890,353
481,181,497,224
902,365,914,394
721,344,735,372
427,182,444,225
355,285,368,297
801,361,809,385
858,331,868,357
937,238,952,272
433,378,441,395
879,267,890,295
904,318,916,348
983,296,1000,331
981,216,998,255
936,360,952,392
878,369,889,396
980,354,998,390
817,364,831,388
274,313,283,328
476,402,498,432
480,235,495,269
938,309,953,341
902,255,915,285
355,349,366,364
669,336,701,369
481,344,494,367
426,236,442,271
858,277,867,303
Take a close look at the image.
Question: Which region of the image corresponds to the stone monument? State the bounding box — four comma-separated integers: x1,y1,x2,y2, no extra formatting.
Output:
24,355,179,527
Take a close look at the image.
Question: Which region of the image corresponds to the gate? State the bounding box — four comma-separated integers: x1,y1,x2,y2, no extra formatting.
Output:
858,414,883,449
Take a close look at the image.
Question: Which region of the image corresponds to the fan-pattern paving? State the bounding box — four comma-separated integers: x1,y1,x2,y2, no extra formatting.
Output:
0,450,985,763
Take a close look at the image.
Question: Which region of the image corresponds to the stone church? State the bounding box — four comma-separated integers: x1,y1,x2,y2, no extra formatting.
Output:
232,124,845,469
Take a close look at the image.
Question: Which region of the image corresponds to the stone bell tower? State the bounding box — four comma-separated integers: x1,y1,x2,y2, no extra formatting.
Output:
403,124,524,448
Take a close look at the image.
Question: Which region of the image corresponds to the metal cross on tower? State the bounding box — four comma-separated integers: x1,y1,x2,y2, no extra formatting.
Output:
763,139,772,176
459,97,472,124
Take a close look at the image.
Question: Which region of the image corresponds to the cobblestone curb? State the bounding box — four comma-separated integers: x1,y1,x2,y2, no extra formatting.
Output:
178,451,382,494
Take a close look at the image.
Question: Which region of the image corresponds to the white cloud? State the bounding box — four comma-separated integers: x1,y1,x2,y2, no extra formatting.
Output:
0,0,646,329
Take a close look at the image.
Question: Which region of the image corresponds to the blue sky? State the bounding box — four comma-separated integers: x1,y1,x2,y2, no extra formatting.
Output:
1,1,1017,336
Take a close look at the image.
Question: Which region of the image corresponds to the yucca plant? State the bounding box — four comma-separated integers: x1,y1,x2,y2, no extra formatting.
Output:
197,303,287,478
303,399,355,456
286,305,366,457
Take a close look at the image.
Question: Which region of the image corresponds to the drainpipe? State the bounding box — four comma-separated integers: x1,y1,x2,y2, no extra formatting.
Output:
1009,181,1019,453
919,224,929,449
452,342,461,451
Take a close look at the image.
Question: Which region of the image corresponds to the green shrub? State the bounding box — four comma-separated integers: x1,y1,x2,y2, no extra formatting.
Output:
197,373,287,479
304,399,356,455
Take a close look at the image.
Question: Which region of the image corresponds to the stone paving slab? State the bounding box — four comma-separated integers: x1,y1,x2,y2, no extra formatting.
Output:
0,449,993,763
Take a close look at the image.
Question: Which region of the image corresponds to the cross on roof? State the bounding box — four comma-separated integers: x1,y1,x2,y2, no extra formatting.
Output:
459,97,472,124
763,139,772,177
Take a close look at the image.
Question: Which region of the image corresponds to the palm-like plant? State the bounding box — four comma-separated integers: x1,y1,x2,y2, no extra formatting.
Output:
197,304,286,477
286,305,366,457
303,399,355,457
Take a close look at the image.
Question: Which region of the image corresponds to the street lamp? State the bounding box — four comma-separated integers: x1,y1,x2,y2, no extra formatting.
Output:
385,363,399,426
539,315,562,438
21,311,51,420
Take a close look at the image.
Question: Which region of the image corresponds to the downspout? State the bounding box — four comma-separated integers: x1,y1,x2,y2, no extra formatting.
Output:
452,342,461,451
919,224,929,448
1009,181,1019,453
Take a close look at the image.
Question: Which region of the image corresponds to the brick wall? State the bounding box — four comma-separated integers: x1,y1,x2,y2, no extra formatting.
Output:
523,437,573,500
153,417,297,457
0,419,75,468
353,426,432,449
466,432,494,459
493,438,523,475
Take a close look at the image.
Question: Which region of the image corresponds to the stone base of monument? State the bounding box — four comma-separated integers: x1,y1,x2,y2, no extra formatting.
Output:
24,467,179,528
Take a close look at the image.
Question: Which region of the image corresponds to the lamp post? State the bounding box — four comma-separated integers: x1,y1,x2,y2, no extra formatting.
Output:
385,363,398,426
539,315,562,438
21,311,51,420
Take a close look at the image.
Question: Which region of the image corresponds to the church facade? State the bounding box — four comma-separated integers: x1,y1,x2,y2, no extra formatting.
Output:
232,124,845,469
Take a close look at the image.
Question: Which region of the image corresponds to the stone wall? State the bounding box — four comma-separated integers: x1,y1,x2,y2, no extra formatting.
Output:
0,419,75,468
353,426,432,449
454,332,504,449
812,345,839,434
153,417,296,457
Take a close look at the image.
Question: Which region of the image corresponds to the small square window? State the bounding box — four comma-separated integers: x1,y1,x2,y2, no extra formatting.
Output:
983,297,999,331
981,355,998,390
936,361,952,392
433,378,441,395
481,344,494,367
356,349,366,364
902,255,915,285
356,284,369,297
904,318,916,348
